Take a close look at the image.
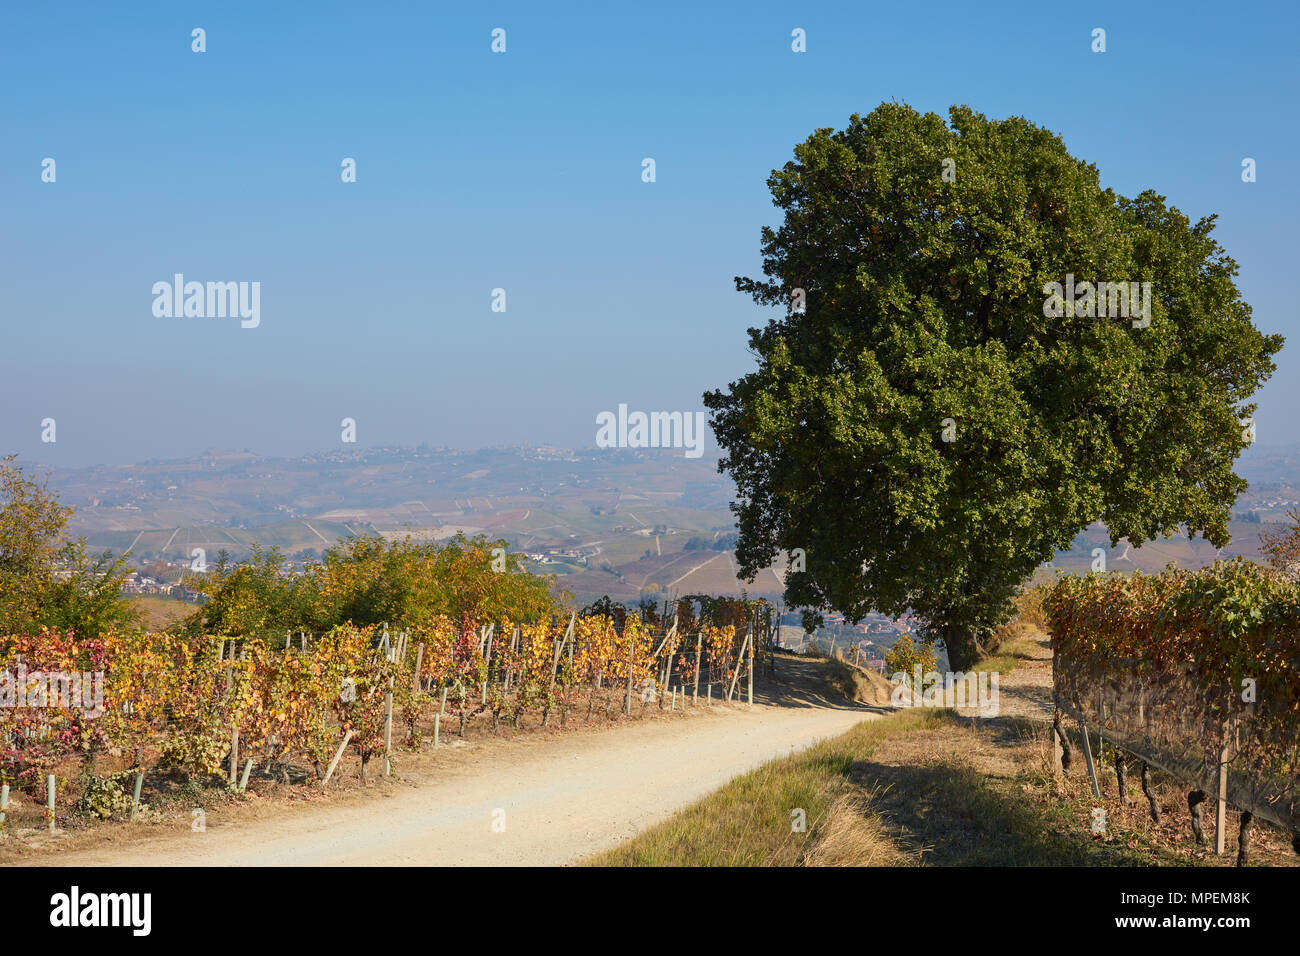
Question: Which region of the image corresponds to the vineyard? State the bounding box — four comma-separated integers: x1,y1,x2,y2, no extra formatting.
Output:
0,600,779,832
1047,558,1300,853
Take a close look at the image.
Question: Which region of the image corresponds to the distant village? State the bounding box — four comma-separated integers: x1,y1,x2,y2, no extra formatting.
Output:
121,571,207,603
774,609,918,672
119,557,210,603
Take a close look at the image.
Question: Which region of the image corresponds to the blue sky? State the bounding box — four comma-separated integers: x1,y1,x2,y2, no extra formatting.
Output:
3,0,1297,466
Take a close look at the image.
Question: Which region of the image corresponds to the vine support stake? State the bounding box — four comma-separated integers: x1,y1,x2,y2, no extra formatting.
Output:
239,758,254,792
728,630,751,703
693,630,702,702
1,783,9,832
321,729,354,786
229,725,240,786
1078,721,1101,799
130,771,144,821
1216,726,1234,855
747,629,754,708
624,637,634,716
383,677,395,777
46,774,55,832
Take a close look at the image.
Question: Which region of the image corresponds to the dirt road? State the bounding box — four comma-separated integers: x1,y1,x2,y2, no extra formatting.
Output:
35,674,877,867
953,627,1054,723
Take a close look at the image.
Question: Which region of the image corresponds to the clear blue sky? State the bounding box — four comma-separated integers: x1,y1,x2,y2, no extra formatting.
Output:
3,0,1297,466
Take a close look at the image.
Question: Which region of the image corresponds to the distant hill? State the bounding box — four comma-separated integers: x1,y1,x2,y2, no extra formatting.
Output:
24,441,1300,604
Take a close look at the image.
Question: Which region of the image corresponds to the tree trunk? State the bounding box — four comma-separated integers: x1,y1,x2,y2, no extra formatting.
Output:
1236,811,1253,867
941,626,984,672
1054,710,1073,773
1115,750,1131,806
1141,762,1160,823
1187,789,1208,844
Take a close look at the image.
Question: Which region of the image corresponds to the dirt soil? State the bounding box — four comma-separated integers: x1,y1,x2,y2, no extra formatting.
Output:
7,657,883,867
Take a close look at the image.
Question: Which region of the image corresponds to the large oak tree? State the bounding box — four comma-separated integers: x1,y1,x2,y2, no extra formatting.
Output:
705,103,1282,670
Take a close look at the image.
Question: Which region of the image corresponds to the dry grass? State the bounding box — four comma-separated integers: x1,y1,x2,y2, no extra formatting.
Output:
823,656,896,706
801,791,908,866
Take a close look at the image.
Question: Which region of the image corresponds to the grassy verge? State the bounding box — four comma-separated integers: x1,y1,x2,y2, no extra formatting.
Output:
589,709,932,866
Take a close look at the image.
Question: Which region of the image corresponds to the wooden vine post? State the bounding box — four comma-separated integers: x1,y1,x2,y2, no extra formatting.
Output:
1078,720,1102,798
624,629,634,716
657,616,678,710
321,729,354,786
770,613,778,678
1051,715,1064,775
542,614,573,727
747,624,754,707
229,725,239,785
727,629,751,703
693,630,702,704
508,626,520,691
1215,717,1236,855
382,639,395,776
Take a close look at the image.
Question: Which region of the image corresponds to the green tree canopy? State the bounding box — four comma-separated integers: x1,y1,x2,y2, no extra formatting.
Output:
183,545,310,638
185,533,558,638
704,103,1282,669
0,455,136,637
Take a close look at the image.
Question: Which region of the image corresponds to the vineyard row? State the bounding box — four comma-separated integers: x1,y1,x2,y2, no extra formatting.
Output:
1046,558,1300,838
0,610,779,822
